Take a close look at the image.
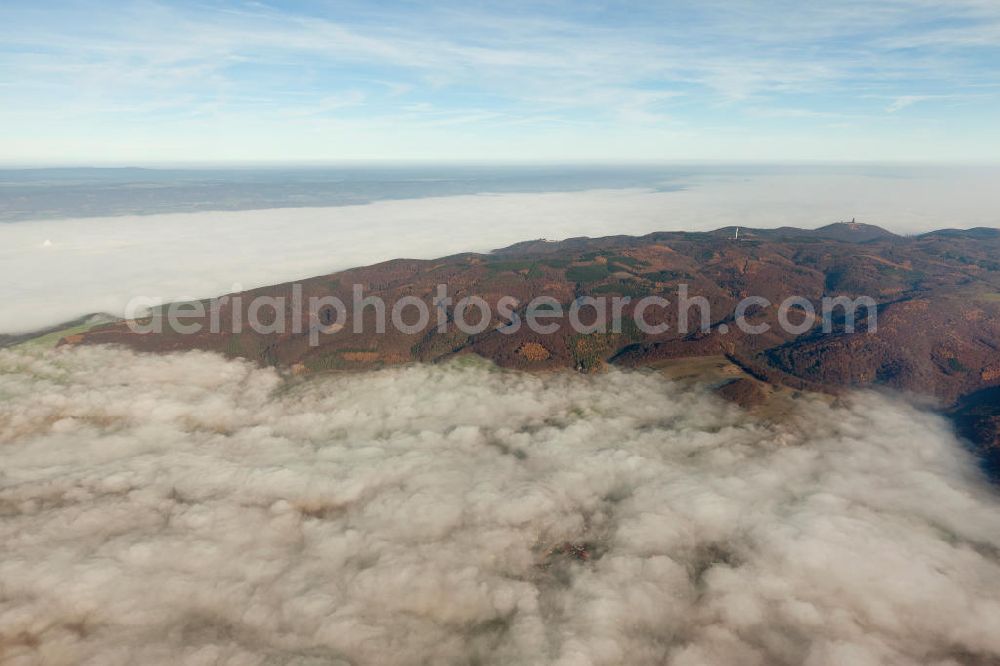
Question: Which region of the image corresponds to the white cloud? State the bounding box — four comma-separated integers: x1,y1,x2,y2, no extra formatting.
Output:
284,91,368,117
886,95,934,112
1,344,1000,664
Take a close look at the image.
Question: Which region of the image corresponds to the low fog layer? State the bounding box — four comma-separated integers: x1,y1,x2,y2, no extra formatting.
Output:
3,168,1000,333
2,346,1000,665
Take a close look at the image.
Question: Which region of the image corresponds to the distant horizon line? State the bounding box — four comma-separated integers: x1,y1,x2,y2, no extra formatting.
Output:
3,158,1000,171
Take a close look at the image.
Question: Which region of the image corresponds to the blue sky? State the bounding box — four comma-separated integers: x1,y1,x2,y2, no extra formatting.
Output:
1,0,998,163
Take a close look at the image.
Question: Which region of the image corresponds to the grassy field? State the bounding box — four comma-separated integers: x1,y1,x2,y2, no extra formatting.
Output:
13,322,98,350
3,316,113,351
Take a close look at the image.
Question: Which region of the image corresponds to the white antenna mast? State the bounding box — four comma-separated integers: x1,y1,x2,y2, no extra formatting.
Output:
734,226,740,241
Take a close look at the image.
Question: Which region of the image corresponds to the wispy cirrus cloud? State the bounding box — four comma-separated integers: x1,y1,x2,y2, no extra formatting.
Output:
0,0,998,161
886,95,935,112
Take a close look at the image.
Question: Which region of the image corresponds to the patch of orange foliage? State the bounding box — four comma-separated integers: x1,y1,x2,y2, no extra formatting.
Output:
341,351,380,362
518,342,551,362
